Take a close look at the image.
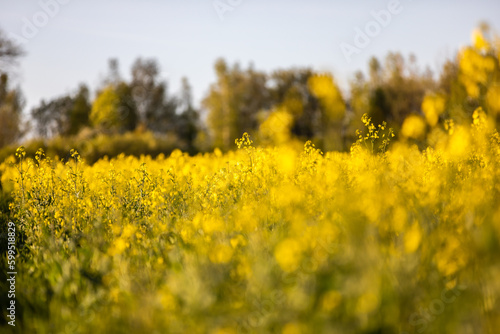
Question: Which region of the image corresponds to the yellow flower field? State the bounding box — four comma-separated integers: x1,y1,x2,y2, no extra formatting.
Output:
1,111,500,333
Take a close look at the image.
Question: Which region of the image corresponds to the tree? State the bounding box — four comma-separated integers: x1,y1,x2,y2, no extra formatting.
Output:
203,58,269,150
90,86,120,130
0,74,24,147
368,57,382,86
176,77,200,151
237,64,271,136
0,30,24,69
368,87,391,126
103,58,121,86
0,30,24,148
307,73,346,151
31,84,91,137
203,58,238,149
269,68,319,140
90,83,138,133
346,71,370,145
438,59,469,123
31,95,73,138
68,84,91,135
130,58,177,132
352,53,436,131
115,82,139,132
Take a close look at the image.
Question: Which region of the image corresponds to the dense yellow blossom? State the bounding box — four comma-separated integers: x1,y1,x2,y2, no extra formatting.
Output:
422,93,446,126
401,114,427,139
307,73,345,120
1,109,499,333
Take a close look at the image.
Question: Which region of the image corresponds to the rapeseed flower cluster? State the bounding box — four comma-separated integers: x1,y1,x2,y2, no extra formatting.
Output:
1,109,500,333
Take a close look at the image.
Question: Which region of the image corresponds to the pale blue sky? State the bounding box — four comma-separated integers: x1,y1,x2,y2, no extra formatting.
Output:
1,0,499,113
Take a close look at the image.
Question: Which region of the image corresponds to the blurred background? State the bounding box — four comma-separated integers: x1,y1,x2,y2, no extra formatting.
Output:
0,0,499,160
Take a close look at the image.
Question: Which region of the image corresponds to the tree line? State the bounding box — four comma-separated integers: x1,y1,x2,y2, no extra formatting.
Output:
1,23,499,156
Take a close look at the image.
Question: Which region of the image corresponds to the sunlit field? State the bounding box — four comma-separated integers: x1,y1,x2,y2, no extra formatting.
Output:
2,2,500,332
1,109,499,333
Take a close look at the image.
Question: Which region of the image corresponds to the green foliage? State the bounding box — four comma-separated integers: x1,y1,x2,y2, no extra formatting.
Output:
67,85,92,135
203,58,271,150
31,85,92,138
90,83,139,133
0,131,182,165
0,31,24,149
90,86,123,130
0,74,24,147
